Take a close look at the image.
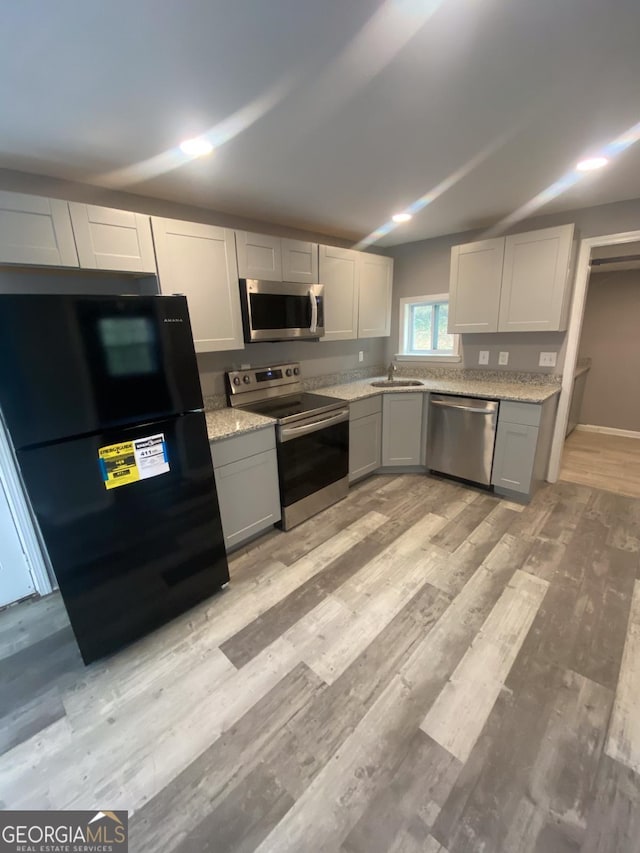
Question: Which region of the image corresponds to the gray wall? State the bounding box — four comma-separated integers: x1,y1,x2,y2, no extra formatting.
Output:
578,269,640,432
386,197,640,374
0,167,353,247
197,337,386,397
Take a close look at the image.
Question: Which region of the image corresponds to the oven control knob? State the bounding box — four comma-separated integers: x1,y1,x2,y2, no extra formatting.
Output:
242,375,251,384
293,367,300,375
285,368,293,377
233,377,241,386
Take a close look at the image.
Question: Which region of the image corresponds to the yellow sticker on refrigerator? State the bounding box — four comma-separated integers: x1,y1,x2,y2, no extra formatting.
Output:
99,433,169,490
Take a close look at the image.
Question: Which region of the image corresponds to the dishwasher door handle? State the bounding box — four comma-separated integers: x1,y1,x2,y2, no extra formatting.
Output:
430,400,496,415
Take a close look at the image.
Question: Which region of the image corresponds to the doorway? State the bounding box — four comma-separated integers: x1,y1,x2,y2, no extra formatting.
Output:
548,231,640,493
0,475,35,607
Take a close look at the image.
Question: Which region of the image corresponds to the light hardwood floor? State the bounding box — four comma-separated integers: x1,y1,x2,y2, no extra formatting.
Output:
1,473,639,852
561,429,640,498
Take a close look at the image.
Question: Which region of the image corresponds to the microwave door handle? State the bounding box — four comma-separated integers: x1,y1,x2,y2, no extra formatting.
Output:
309,289,318,334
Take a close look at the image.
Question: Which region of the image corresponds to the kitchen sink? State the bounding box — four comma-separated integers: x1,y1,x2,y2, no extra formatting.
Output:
370,379,424,388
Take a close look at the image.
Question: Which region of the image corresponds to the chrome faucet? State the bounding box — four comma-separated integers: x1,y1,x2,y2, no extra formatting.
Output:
387,361,397,381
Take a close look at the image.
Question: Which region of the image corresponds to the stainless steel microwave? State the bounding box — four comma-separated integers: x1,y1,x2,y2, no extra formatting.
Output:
239,279,324,342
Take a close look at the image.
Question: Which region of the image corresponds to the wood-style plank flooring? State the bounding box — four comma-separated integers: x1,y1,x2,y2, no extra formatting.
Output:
561,429,640,498
1,472,640,852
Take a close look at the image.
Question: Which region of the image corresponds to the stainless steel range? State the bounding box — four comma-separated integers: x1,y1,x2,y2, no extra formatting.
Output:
226,362,349,530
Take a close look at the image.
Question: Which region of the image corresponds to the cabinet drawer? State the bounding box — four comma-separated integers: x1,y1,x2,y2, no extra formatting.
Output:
210,426,275,468
499,401,542,427
350,395,382,421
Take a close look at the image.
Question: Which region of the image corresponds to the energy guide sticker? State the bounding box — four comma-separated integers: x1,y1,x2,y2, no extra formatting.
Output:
98,433,169,490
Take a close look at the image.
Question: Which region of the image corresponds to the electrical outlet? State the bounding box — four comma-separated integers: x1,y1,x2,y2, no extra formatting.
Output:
478,350,490,365
498,351,509,366
358,351,364,363
538,351,557,367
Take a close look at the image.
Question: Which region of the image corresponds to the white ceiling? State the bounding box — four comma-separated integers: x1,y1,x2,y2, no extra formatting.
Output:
2,0,640,247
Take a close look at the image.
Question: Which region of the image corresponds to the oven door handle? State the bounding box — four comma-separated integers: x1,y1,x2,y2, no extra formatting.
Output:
309,289,318,335
278,408,349,442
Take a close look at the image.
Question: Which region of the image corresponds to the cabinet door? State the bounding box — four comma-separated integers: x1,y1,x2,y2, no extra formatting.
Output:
319,245,360,341
382,393,423,466
235,231,282,280
69,203,156,272
358,253,393,338
0,191,78,267
213,449,281,550
491,421,538,494
499,224,574,332
349,412,382,482
152,218,244,353
448,238,504,333
281,238,318,283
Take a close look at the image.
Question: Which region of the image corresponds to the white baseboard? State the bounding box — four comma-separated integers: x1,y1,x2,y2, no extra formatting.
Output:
575,424,640,440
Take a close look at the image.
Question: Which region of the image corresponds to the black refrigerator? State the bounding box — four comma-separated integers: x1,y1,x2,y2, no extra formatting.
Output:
0,294,229,664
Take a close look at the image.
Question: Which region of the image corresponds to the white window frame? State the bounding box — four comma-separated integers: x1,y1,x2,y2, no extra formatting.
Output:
396,293,461,362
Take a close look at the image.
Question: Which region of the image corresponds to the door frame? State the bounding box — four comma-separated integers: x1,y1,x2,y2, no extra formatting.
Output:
547,228,640,482
0,418,52,597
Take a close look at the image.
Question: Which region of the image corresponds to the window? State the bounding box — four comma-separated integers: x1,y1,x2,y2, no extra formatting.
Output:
398,294,460,360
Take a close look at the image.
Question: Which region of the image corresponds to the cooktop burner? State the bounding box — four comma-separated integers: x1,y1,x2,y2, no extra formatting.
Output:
241,392,343,423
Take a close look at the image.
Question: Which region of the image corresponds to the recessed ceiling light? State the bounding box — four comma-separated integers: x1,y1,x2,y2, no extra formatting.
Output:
392,212,412,223
179,137,214,157
576,156,609,172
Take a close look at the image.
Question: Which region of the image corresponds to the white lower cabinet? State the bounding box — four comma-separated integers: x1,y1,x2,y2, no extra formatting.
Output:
349,396,382,482
491,398,558,497
492,421,538,494
210,428,281,551
382,393,423,466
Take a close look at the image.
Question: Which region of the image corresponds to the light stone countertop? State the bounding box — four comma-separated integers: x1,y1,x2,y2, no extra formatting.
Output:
205,408,275,442
317,376,562,404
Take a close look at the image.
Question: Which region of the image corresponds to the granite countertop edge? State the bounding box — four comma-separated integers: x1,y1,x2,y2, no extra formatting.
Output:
205,409,276,442
316,376,562,404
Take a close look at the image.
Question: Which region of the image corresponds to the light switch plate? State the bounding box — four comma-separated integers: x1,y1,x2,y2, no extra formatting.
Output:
358,351,364,363
498,351,509,365
538,351,557,367
478,350,490,365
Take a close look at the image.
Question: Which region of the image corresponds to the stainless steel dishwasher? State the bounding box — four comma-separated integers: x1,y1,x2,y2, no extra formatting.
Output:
427,394,499,486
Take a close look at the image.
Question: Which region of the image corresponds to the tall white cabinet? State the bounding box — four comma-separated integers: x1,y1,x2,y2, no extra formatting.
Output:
151,218,244,353
448,238,504,333
0,191,78,267
318,245,360,341
498,225,574,332
358,253,393,338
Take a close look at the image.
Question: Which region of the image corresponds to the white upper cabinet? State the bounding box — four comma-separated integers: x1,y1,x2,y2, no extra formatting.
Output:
0,191,78,267
235,231,283,281
448,238,504,333
235,231,318,283
358,253,393,338
151,218,244,353
448,225,575,334
319,245,360,341
68,203,156,273
498,224,574,332
281,238,318,284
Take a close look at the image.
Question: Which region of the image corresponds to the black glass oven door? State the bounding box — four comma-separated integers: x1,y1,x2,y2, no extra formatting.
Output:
277,412,349,507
